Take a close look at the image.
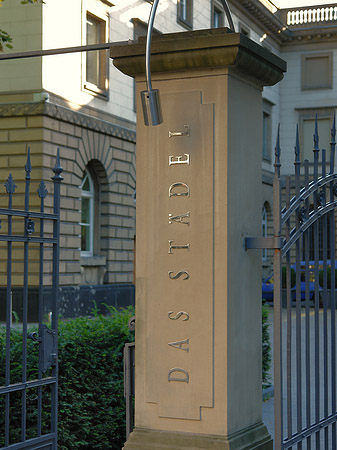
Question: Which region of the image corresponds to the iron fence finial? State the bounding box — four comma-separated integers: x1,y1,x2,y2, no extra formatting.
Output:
330,112,336,174
25,148,32,180
294,124,300,166
37,180,48,199
5,174,16,195
52,148,63,183
332,112,336,144
313,113,319,153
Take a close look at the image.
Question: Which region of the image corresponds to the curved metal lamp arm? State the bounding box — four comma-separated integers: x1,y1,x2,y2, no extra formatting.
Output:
141,0,235,126
219,0,235,32
146,0,160,93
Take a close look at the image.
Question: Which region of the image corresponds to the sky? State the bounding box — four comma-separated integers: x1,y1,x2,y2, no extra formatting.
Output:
275,0,336,7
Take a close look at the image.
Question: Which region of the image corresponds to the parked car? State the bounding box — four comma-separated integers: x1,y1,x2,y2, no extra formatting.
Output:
262,263,324,301
262,275,274,301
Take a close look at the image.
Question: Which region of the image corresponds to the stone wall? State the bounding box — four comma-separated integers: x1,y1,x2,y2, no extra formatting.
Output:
0,97,136,289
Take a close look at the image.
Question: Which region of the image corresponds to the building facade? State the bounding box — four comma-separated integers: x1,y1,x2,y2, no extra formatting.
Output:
0,0,335,314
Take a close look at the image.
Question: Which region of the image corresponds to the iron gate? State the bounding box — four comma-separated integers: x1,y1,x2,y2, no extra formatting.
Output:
273,116,337,449
0,149,62,450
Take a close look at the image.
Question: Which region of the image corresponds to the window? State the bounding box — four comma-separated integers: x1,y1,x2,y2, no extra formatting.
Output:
239,23,250,37
262,206,268,262
211,1,224,28
262,100,273,162
80,170,94,256
302,53,333,90
177,0,193,30
85,12,108,96
298,108,335,162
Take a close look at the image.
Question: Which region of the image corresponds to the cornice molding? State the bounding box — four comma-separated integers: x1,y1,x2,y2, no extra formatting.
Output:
234,0,289,43
111,29,286,87
0,101,136,143
44,103,136,142
234,0,337,46
0,102,45,116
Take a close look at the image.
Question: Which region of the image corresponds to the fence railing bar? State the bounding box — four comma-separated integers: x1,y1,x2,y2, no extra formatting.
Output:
273,125,283,449
282,200,337,256
0,235,57,244
124,343,135,439
0,432,56,450
21,149,32,442
285,176,292,440
281,173,337,225
5,173,15,447
304,159,312,449
283,412,337,448
0,377,56,395
0,209,57,219
294,129,303,447
329,114,336,448
37,181,47,438
50,149,63,444
321,149,329,450
313,118,321,450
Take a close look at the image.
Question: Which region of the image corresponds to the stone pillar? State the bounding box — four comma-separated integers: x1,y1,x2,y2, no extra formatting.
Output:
111,29,286,450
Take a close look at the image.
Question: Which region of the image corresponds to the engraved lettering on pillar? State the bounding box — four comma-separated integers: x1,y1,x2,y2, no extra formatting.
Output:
168,311,190,321
168,271,190,281
168,368,189,383
169,182,190,198
168,241,190,254
169,154,190,166
168,338,190,352
168,125,190,138
169,212,190,226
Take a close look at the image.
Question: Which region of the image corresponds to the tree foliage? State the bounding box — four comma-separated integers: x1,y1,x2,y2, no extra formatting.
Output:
0,0,44,50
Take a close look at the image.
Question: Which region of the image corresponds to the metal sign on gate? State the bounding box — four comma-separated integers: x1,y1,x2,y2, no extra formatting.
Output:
0,149,62,450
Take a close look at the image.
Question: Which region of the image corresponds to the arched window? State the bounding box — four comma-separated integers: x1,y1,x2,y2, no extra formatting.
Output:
80,170,94,256
262,205,268,262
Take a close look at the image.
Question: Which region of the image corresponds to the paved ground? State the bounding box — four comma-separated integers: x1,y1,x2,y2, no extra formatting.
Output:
262,306,337,449
262,396,275,442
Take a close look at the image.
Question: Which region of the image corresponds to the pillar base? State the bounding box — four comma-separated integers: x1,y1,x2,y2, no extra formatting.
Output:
123,423,272,450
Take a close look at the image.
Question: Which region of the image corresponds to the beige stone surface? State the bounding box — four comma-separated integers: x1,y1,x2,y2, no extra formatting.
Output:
141,90,214,420
135,66,266,437
124,425,272,450
113,30,286,449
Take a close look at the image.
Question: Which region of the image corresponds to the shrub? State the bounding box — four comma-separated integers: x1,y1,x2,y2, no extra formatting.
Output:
282,266,296,289
0,306,135,450
1,304,270,446
319,266,337,288
262,302,271,388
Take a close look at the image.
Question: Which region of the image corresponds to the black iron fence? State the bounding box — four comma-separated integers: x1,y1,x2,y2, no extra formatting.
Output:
0,149,62,450
273,117,337,449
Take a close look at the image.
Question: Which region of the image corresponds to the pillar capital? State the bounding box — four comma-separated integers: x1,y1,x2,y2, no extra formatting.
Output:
110,28,286,87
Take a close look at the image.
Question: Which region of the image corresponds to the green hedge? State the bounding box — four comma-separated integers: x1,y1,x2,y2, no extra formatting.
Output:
319,267,337,287
0,306,135,450
282,266,296,289
1,304,271,447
